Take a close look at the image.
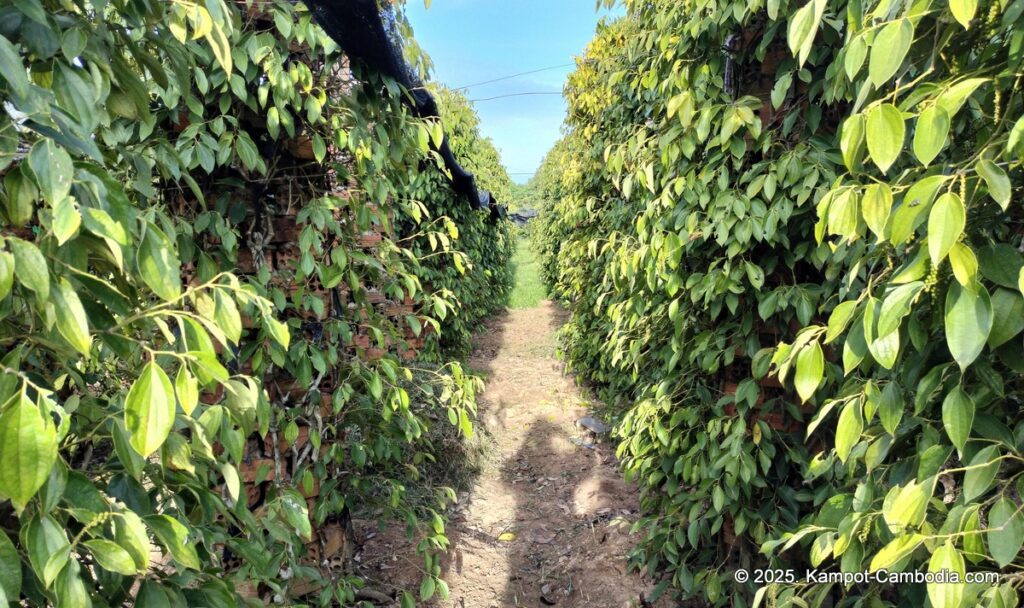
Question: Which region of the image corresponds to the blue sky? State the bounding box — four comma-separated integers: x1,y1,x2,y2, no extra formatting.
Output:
405,0,621,183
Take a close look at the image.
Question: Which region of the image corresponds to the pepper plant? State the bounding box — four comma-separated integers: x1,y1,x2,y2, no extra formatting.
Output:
536,0,1024,606
0,0,503,605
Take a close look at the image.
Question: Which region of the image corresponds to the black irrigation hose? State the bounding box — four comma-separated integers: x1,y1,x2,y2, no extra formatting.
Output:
304,0,505,220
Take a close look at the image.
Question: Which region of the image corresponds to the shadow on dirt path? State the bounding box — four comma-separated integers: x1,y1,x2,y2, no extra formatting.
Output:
357,302,667,607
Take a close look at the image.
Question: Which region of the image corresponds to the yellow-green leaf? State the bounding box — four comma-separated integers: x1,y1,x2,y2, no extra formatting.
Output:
949,243,977,286
125,361,176,457
0,394,58,512
835,400,863,462
27,140,73,205
866,104,905,174
137,223,182,302
928,193,965,265
175,365,198,416
869,18,912,87
944,281,992,371
913,106,950,167
83,539,138,575
949,0,977,28
862,183,893,240
795,341,825,403
941,385,974,454
51,195,80,245
50,278,91,356
976,159,1011,211
927,540,965,608
7,237,49,301
787,0,827,66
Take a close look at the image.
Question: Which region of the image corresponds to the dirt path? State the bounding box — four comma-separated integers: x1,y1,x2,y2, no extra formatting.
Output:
358,302,664,607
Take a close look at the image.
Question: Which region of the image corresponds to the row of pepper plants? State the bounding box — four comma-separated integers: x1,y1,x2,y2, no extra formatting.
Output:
535,0,1024,606
411,88,516,359
0,0,511,605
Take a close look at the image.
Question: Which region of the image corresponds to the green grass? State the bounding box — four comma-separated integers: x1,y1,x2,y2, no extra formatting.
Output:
508,236,546,308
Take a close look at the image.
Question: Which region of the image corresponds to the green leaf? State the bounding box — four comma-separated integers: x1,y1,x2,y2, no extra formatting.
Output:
825,301,858,343
844,35,867,80
988,288,1024,348
835,400,863,463
787,0,827,66
869,534,925,571
977,243,1024,288
827,189,860,240
884,477,934,531
941,385,974,454
54,555,90,608
949,0,977,28
795,341,825,403
161,432,194,474
0,34,30,99
204,26,232,74
175,365,198,416
27,140,73,205
312,133,326,163
83,539,139,575
949,243,978,286
928,193,965,265
936,78,987,117
26,514,70,586
890,175,947,245
7,237,49,301
221,463,240,503
51,278,91,356
927,540,965,608
125,361,176,457
3,167,36,227
810,533,835,567
913,106,950,166
976,159,1011,210
865,294,900,370
0,393,58,511
866,104,905,174
963,445,1000,502
235,133,260,171
114,510,151,572
0,530,21,600
878,282,923,337
51,195,81,245
262,315,289,349
944,281,992,371
137,223,182,302
843,316,868,375
988,497,1024,567
136,581,173,608
878,381,903,435
420,575,436,601
279,490,312,539
869,18,912,87
862,183,893,240
840,114,866,171
0,251,12,301
267,107,280,139
145,514,201,570
214,289,242,344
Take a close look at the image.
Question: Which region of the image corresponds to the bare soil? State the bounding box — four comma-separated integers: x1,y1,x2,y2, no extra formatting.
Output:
355,302,668,607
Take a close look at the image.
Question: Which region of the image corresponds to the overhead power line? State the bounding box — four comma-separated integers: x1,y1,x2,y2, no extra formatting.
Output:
469,92,563,102
453,63,574,90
